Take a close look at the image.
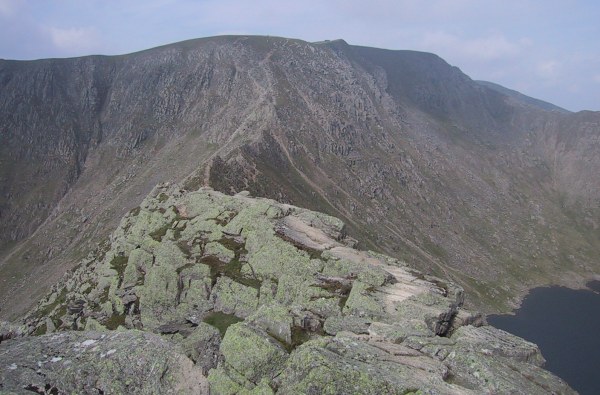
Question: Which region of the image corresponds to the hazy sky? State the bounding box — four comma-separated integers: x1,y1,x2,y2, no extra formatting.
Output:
1,0,599,112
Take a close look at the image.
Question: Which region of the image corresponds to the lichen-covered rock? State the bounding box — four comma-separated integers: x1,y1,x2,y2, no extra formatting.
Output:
275,274,339,315
0,330,208,394
14,187,575,394
180,322,222,374
323,315,371,335
122,248,152,287
247,304,293,344
177,264,213,314
295,210,346,241
343,280,385,318
321,251,392,288
204,241,236,264
245,232,313,280
208,365,249,394
154,240,189,270
368,321,432,343
219,323,288,383
207,366,274,395
211,277,259,318
139,262,180,328
442,327,574,394
451,325,545,365
275,334,455,395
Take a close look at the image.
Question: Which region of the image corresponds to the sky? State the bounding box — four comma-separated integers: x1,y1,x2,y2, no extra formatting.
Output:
1,0,599,112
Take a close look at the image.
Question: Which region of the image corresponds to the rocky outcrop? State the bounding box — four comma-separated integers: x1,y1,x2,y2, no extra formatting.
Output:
0,320,25,343
0,186,574,394
0,330,208,394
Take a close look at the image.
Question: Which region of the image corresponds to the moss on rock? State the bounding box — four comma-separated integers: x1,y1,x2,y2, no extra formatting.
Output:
138,264,179,328
247,304,293,344
211,276,259,318
220,323,288,383
343,281,385,318
204,241,236,263
180,322,222,372
122,248,152,287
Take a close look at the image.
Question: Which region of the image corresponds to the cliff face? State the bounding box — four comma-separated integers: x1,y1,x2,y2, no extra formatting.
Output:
0,187,574,394
0,37,277,316
1,36,599,319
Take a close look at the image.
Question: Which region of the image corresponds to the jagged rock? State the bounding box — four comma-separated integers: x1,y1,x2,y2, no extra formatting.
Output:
295,210,346,241
451,325,545,365
276,330,575,394
207,366,274,395
121,292,138,306
0,320,25,344
10,188,575,394
138,262,180,328
84,317,107,332
0,330,208,394
66,299,85,315
314,273,355,293
157,322,195,336
181,322,222,374
442,325,574,394
343,280,386,318
45,317,56,334
275,215,343,252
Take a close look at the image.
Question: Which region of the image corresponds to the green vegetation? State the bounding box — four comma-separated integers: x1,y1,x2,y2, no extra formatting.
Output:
149,223,171,241
105,313,127,330
203,311,244,337
158,193,169,203
110,255,129,287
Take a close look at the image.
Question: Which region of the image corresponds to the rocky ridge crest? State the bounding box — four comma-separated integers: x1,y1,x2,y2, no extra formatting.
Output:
1,186,573,394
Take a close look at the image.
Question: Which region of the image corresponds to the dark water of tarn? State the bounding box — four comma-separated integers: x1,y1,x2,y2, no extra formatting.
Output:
487,281,600,395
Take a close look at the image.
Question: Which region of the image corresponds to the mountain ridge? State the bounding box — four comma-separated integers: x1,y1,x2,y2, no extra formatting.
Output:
0,186,575,394
1,35,599,320
476,80,570,113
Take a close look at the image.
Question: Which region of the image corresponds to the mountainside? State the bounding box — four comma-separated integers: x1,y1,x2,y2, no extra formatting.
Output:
0,187,574,394
1,35,599,319
476,80,569,113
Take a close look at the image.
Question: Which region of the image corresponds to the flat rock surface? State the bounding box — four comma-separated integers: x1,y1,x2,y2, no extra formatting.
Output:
0,330,208,394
